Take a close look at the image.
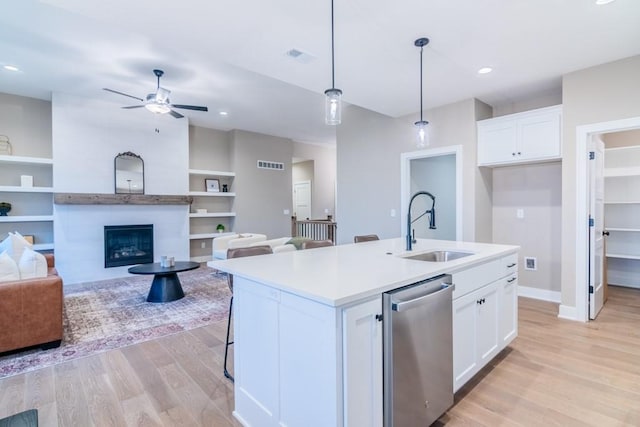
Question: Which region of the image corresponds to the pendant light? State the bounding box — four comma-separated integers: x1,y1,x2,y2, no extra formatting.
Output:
414,37,430,147
324,0,342,125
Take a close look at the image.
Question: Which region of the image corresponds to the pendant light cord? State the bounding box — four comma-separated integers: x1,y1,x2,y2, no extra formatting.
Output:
330,0,336,89
419,45,423,122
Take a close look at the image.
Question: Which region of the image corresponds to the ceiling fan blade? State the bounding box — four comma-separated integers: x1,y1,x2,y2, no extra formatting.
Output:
122,105,145,109
172,104,208,112
169,109,184,119
103,88,144,102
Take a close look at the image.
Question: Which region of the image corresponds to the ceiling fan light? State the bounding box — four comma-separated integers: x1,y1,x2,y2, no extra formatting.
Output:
156,87,171,103
145,103,171,114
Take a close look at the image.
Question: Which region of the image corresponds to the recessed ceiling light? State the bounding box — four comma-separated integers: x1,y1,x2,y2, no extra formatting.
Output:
477,67,493,74
595,0,615,4
3,65,19,72
219,111,228,116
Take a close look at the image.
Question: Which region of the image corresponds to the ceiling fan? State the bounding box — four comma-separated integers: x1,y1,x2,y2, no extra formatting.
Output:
103,69,208,118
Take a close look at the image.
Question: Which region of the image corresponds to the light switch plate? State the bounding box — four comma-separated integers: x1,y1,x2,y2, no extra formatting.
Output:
516,208,524,219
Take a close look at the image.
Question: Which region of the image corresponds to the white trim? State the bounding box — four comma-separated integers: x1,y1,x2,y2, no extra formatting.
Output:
558,304,578,321
517,285,560,303
400,145,463,242
575,116,640,323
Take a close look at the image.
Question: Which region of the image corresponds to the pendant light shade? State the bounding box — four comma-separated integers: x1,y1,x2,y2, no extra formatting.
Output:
325,0,342,125
325,88,342,125
414,37,430,147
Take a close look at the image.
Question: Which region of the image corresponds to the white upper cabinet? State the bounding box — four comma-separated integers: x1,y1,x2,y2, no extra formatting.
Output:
477,105,562,167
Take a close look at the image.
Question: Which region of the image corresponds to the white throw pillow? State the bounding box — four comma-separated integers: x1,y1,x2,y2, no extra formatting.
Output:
0,231,33,264
18,247,48,280
0,250,20,282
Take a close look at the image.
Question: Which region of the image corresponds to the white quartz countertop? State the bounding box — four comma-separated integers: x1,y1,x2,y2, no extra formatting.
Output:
208,238,518,307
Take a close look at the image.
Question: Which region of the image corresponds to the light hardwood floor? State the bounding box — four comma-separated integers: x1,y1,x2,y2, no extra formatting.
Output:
1,286,639,426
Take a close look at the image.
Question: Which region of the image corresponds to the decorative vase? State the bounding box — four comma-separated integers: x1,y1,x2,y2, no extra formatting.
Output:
0,202,11,216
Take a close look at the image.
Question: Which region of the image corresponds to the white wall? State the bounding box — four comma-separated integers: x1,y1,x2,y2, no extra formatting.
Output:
52,92,190,283
410,155,456,240
561,55,640,310
492,163,562,296
293,142,336,219
231,130,293,238
336,99,492,245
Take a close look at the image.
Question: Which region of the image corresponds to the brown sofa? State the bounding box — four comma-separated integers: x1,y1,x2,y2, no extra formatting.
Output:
0,254,63,353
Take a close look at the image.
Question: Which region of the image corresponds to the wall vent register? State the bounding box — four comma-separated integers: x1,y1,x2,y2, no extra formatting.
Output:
257,160,284,171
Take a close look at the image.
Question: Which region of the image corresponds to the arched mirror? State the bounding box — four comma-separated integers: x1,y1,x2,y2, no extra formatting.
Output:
114,151,144,194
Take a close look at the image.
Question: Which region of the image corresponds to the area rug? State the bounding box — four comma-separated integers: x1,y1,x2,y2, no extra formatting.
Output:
0,267,230,379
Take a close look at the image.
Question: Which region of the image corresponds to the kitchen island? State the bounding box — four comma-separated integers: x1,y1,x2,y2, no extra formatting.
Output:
209,238,519,427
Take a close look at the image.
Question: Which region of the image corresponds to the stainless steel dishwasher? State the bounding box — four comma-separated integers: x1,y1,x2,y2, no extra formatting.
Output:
383,274,453,426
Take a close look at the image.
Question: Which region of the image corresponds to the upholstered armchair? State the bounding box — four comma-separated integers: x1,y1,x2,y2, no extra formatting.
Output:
0,254,63,353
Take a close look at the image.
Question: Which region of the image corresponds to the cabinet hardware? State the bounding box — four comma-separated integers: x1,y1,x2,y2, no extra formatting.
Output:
375,314,383,322
507,277,516,283
507,263,516,268
603,231,610,236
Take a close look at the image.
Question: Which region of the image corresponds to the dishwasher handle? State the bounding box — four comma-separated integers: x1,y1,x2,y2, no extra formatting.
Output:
392,283,453,312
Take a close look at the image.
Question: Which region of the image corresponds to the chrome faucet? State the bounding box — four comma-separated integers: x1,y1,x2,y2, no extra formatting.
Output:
406,191,436,251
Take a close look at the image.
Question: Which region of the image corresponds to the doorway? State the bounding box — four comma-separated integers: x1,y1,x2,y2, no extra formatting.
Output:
400,146,463,241
293,181,311,220
575,116,640,322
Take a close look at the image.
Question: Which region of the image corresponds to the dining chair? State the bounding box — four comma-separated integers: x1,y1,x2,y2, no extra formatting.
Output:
301,239,334,249
223,245,273,382
354,234,379,243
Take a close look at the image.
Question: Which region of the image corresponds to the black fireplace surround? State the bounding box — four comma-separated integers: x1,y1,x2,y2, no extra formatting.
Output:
104,224,154,268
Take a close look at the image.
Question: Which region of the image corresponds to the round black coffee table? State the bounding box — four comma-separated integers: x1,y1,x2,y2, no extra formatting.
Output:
128,261,200,302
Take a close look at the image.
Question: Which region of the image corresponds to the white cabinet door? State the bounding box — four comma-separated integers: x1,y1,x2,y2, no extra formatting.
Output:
518,110,561,162
476,283,499,366
499,274,518,346
452,281,499,392
452,288,479,392
233,278,281,427
477,120,517,165
477,105,562,167
342,297,383,427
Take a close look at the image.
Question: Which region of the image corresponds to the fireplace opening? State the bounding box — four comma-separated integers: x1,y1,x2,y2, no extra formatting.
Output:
104,224,154,268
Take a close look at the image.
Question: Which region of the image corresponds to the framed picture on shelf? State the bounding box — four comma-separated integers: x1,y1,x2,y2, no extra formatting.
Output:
205,178,220,193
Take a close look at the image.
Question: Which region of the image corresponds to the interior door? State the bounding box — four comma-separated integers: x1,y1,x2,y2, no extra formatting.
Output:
293,181,311,220
589,136,606,319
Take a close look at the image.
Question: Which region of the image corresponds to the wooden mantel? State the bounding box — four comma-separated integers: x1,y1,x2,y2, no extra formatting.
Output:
54,193,193,205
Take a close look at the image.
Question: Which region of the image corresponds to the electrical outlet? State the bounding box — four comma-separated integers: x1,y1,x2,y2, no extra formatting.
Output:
524,257,537,270
201,242,206,249
284,209,290,215
390,209,396,217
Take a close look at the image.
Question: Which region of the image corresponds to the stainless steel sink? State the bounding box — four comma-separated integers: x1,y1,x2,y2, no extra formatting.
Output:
403,250,474,262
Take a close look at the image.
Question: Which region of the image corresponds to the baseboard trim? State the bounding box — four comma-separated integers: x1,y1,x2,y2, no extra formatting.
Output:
558,304,578,321
517,285,561,303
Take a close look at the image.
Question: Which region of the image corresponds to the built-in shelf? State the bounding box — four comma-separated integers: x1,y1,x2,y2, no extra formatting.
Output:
189,232,235,240
189,212,236,218
606,253,640,260
33,243,54,251
606,227,640,232
0,185,53,193
0,155,53,165
604,200,640,205
604,167,640,178
0,215,53,222
188,191,236,197
188,169,236,177
190,255,213,263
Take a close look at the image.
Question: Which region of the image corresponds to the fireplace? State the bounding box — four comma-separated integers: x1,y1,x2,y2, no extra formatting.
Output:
104,224,154,268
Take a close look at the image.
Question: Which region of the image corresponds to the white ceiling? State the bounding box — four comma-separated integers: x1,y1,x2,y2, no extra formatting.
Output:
1,0,639,145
